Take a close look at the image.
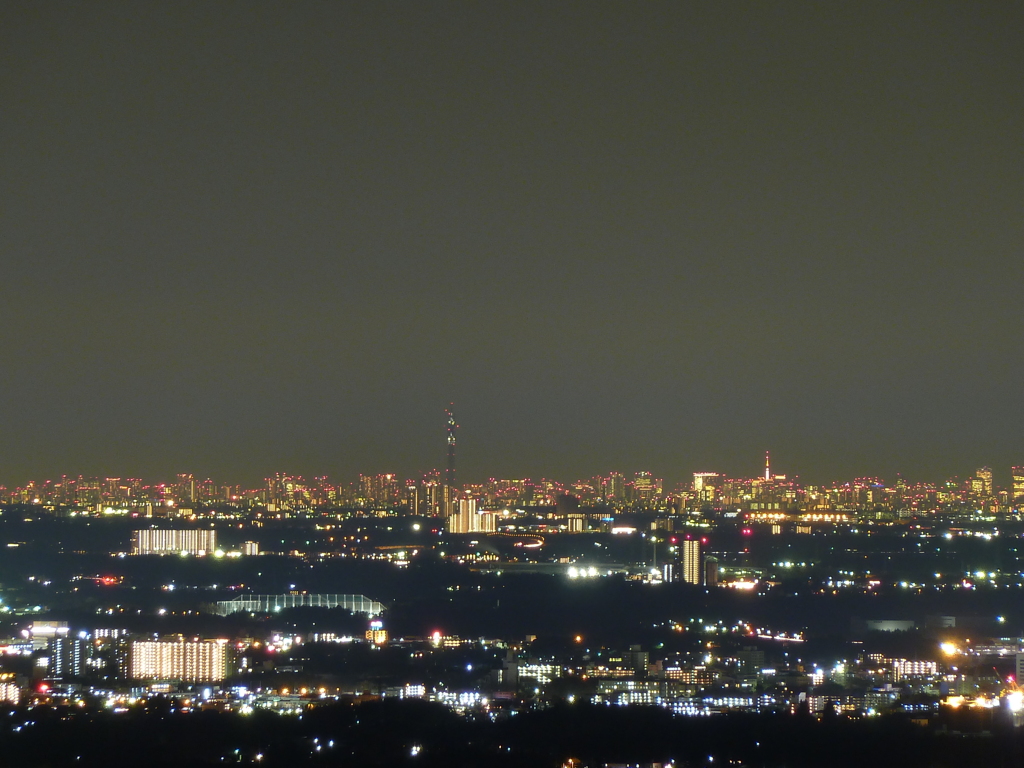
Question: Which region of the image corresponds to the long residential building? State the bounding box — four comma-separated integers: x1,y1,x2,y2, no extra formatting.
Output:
129,637,229,682
131,529,217,556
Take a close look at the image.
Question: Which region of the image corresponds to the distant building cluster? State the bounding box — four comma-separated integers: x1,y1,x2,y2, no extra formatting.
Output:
6,615,1021,722
0,624,231,687
446,498,500,534
4,462,1022,521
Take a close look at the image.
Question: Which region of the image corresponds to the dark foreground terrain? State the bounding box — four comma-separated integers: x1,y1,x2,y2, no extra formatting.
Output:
2,699,1023,768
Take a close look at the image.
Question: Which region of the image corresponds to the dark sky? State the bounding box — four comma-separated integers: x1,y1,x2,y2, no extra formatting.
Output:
2,2,1022,488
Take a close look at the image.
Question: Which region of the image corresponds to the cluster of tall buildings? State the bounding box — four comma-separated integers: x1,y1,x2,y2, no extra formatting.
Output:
446,498,500,534
3,407,1023,516
7,464,1024,516
3,623,231,685
681,465,1018,514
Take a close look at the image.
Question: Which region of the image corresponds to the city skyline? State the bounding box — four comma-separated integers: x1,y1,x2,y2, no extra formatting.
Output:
2,457,1021,507
1,3,1022,486
0,402,1022,493
0,403,1021,493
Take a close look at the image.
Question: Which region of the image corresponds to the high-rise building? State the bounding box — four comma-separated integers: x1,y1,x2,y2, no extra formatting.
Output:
51,634,92,680
405,482,420,514
693,473,720,503
422,476,442,516
604,472,625,503
129,637,229,683
417,470,440,514
359,473,401,506
973,467,993,497
681,538,702,585
477,509,498,533
131,529,217,556
631,472,662,505
704,556,719,587
737,647,765,683
176,473,196,503
626,645,649,676
93,628,132,680
449,496,476,534
446,497,497,534
1013,467,1024,502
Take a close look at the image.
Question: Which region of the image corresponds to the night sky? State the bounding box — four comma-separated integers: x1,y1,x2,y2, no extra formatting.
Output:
2,2,1022,488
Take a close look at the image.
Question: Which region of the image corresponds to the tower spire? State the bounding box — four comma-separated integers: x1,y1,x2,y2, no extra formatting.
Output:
764,450,771,481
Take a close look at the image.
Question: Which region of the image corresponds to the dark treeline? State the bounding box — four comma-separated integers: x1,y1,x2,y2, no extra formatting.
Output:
1,699,1022,767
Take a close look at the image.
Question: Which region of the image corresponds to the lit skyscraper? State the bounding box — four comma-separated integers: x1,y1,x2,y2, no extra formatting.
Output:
422,473,442,516
604,472,625,503
1013,466,1024,502
447,496,476,534
681,538,702,585
973,467,993,497
693,472,720,503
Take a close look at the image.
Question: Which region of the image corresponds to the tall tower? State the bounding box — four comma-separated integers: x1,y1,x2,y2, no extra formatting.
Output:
442,405,458,518
764,451,771,481
445,405,457,489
